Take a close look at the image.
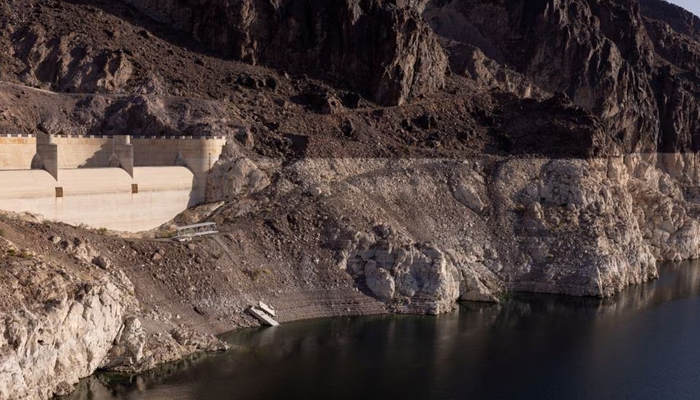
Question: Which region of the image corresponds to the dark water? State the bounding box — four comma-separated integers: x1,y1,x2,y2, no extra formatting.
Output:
68,261,700,400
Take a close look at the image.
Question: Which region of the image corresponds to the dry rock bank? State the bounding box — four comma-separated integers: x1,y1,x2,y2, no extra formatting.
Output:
7,149,700,399
0,232,226,400
244,154,699,303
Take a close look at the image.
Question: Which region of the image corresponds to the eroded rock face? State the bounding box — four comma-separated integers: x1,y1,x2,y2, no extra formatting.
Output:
102,317,227,373
291,154,698,309
440,40,543,99
206,157,271,202
424,0,700,159
0,240,131,400
639,0,700,41
122,0,447,105
0,235,228,400
11,24,133,93
425,0,659,152
625,154,700,261
492,158,658,296
342,234,466,314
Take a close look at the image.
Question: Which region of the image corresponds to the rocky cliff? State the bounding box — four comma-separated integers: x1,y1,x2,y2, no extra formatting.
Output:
424,0,700,161
118,0,448,106
3,0,700,398
0,238,128,400
0,228,227,400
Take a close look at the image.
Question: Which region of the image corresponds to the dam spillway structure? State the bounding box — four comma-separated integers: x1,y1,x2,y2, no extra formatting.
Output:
0,133,226,232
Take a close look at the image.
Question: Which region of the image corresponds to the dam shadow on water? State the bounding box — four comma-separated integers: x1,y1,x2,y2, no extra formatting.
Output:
66,260,700,400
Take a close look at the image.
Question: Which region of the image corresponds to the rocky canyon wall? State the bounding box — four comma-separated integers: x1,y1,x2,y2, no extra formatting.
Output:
3,0,700,397
424,0,700,161
120,0,448,106
204,148,700,315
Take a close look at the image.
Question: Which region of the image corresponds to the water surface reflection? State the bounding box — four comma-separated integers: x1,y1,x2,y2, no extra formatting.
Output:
66,260,700,400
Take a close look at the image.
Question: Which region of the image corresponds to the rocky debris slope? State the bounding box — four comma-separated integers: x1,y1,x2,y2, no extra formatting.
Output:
1,0,448,106
0,82,244,138
0,225,226,400
0,0,625,160
11,25,134,94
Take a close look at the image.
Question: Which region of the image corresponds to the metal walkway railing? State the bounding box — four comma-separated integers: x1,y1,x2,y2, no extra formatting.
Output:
172,222,219,241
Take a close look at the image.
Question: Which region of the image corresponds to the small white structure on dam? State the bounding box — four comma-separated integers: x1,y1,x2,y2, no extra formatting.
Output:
0,133,226,232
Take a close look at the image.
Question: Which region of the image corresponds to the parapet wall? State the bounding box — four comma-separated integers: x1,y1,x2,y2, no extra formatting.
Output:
0,133,225,168
132,136,226,170
132,136,226,204
0,135,37,170
51,135,118,169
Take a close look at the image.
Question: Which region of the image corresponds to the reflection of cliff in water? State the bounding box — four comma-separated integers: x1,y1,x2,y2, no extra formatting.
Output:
598,260,700,315
63,351,220,399
491,259,700,322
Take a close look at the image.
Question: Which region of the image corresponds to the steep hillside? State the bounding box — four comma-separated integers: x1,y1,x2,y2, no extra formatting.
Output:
425,0,700,158
3,0,700,399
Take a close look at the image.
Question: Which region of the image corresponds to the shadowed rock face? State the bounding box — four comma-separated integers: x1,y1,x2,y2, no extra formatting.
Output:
639,0,700,40
120,0,448,106
424,0,660,152
424,0,700,156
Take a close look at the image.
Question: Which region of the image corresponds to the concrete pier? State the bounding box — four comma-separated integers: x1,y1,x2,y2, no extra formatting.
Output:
249,306,280,327
36,134,59,180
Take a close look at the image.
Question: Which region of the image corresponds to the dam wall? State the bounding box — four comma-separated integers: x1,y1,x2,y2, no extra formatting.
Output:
0,134,226,169
51,135,118,169
132,136,226,204
0,167,195,232
0,134,227,232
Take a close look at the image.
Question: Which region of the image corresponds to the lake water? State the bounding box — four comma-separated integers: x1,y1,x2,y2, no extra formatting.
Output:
67,261,700,400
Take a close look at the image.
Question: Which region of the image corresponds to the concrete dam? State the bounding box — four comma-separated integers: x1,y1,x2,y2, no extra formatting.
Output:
0,134,226,232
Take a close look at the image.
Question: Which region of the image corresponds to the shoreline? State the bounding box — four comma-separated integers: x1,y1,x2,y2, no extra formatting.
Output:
64,258,700,399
